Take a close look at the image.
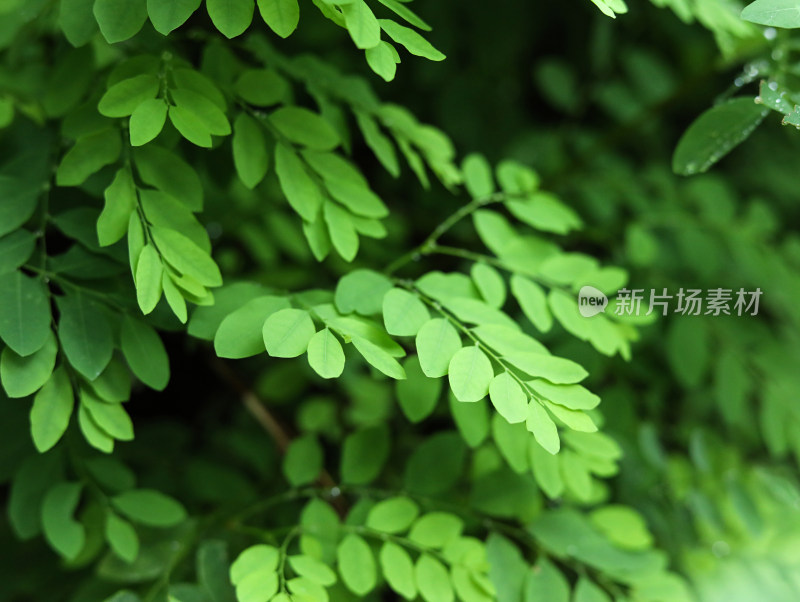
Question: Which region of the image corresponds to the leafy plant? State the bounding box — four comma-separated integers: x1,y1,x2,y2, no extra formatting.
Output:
3,0,800,601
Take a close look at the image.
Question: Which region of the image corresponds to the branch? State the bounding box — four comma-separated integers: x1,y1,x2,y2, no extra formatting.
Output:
210,356,347,514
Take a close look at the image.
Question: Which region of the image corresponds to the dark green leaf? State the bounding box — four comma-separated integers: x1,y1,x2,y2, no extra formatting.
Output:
672,98,768,175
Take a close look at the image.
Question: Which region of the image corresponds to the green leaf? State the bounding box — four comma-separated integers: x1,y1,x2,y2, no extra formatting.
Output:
56,129,122,186
380,542,417,600
94,0,148,43
493,415,530,473
324,200,359,262
81,389,134,441
524,558,570,602
87,360,132,404
404,433,466,495
527,401,560,455
448,346,494,402
30,366,74,452
112,489,187,527
41,482,85,559
376,0,430,29
172,88,231,136
355,111,400,176
283,434,323,486
325,314,405,357
741,0,800,27
129,98,168,146
443,297,519,330
528,380,599,410
307,328,346,379
589,505,653,550
98,167,137,246
0,230,35,275
57,293,113,379
366,497,419,533
462,153,495,198
303,215,332,261
342,0,381,49
162,272,188,324
207,0,254,37
302,150,388,218
189,282,269,340
562,431,621,460
230,545,279,585
341,425,390,484
366,42,398,82
106,512,139,563
529,437,564,498
134,145,203,210
139,189,210,252
449,394,489,447
415,318,462,378
471,263,505,309
151,226,222,287
672,98,768,175
196,540,237,602
507,192,581,235
79,403,114,453
1,331,57,398
215,295,290,358
451,565,493,602
169,106,212,147
234,69,288,106
98,74,159,118
235,569,279,602
286,577,325,600
269,107,340,151
85,457,135,492
510,275,552,332
263,308,316,358
352,335,406,378
542,400,596,432
0,176,40,239
560,451,593,500
397,355,442,422
505,354,587,385
335,269,393,316
486,533,527,602
257,0,299,37
573,578,611,602
9,453,64,540
416,554,454,602
379,19,445,61
135,245,163,314
383,288,429,336
409,512,463,548
288,555,337,587
233,113,269,189
147,0,201,34
120,315,170,390
337,534,376,595
59,0,99,46
275,143,323,221
488,372,528,423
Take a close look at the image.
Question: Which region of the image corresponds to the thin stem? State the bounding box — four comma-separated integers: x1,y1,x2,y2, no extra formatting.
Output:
383,194,504,275
277,527,301,593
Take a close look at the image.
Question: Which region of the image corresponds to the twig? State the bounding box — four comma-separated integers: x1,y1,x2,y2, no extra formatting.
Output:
210,356,347,514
